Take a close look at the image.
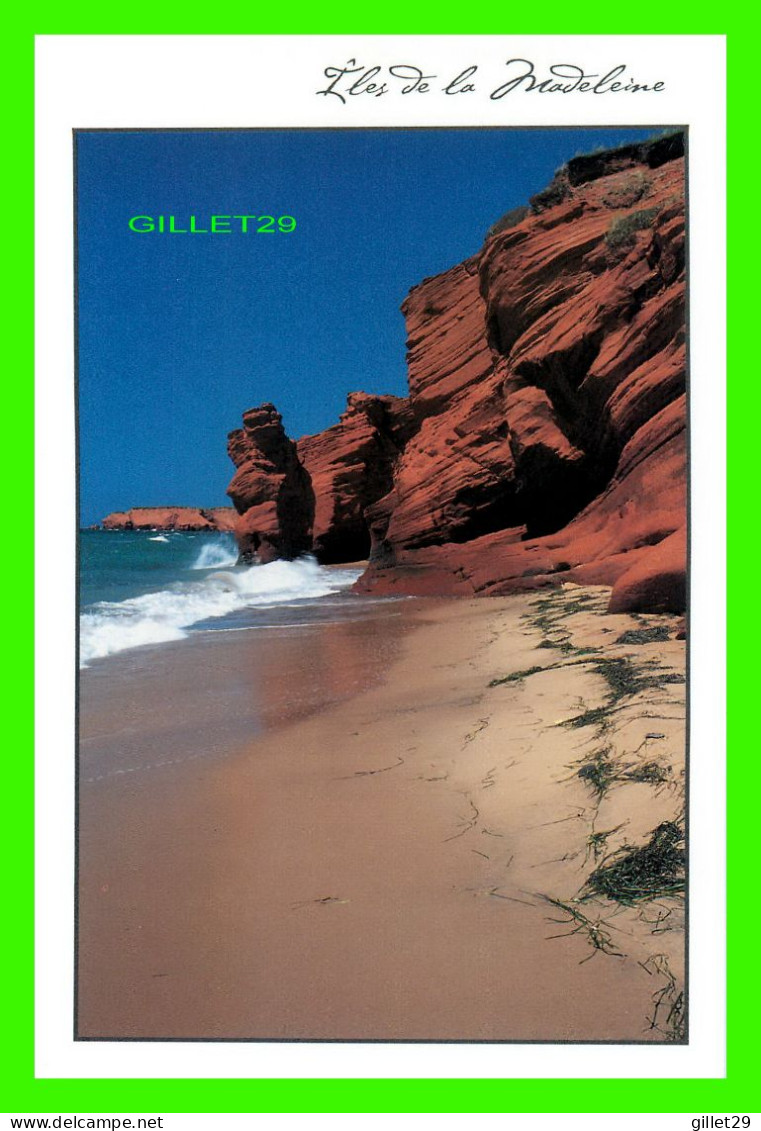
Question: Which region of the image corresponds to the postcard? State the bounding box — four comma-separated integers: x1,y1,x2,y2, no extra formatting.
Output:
34,34,726,1084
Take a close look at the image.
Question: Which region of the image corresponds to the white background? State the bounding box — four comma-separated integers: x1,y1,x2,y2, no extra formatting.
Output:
35,34,726,1082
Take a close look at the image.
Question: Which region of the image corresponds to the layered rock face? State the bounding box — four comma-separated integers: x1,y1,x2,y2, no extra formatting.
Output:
297,393,415,563
227,134,687,613
101,506,237,532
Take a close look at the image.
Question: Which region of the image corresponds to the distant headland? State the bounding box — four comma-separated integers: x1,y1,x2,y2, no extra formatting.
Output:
96,506,237,532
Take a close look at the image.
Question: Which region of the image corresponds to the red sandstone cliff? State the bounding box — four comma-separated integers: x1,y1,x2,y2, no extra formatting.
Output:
296,393,416,563
101,506,237,532
226,133,687,614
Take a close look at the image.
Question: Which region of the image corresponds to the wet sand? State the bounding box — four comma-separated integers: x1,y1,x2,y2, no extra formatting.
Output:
79,599,409,782
77,588,686,1041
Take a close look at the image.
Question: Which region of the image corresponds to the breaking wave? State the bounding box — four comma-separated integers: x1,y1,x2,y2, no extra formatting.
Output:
79,556,362,666
190,534,239,570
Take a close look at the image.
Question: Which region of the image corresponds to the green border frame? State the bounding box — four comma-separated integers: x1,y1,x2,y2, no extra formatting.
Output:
11,12,741,1115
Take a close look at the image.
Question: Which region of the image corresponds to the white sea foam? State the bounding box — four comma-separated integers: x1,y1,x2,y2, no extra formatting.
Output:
79,556,362,666
148,534,169,543
190,535,238,570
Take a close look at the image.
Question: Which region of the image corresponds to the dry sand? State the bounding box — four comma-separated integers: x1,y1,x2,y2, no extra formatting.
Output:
77,586,686,1042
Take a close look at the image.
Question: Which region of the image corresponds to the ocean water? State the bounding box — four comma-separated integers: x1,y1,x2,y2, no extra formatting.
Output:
79,530,374,667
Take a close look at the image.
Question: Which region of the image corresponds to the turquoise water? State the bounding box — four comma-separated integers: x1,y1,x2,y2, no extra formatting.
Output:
79,530,369,666
80,529,239,607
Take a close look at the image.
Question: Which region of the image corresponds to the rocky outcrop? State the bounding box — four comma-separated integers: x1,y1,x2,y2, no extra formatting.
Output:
608,525,687,615
226,134,687,613
101,506,237,532
226,404,314,562
226,394,414,564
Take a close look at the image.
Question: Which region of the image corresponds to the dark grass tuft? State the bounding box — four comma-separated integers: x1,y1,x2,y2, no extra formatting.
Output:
576,748,616,799
561,705,611,731
642,953,687,1042
537,639,575,653
605,206,661,249
561,596,599,616
541,896,625,962
537,638,601,657
591,657,684,703
616,626,671,645
489,666,544,687
592,657,649,701
624,761,670,784
584,821,685,905
585,823,627,863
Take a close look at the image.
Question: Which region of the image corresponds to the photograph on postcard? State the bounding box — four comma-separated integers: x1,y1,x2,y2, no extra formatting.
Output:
75,126,687,1042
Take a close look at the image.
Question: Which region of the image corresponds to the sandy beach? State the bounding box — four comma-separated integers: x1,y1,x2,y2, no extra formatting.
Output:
77,586,686,1042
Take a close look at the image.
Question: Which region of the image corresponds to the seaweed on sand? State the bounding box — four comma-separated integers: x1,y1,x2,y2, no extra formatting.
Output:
560,595,600,616
561,704,612,731
583,821,685,905
528,591,599,632
615,626,671,646
537,638,575,653
560,657,684,729
537,637,600,657
623,761,670,785
489,666,544,687
584,823,627,863
640,953,687,1042
575,747,617,800
541,896,625,963
587,657,684,702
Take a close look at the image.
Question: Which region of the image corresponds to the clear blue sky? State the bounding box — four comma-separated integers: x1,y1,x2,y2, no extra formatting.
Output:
77,127,656,525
